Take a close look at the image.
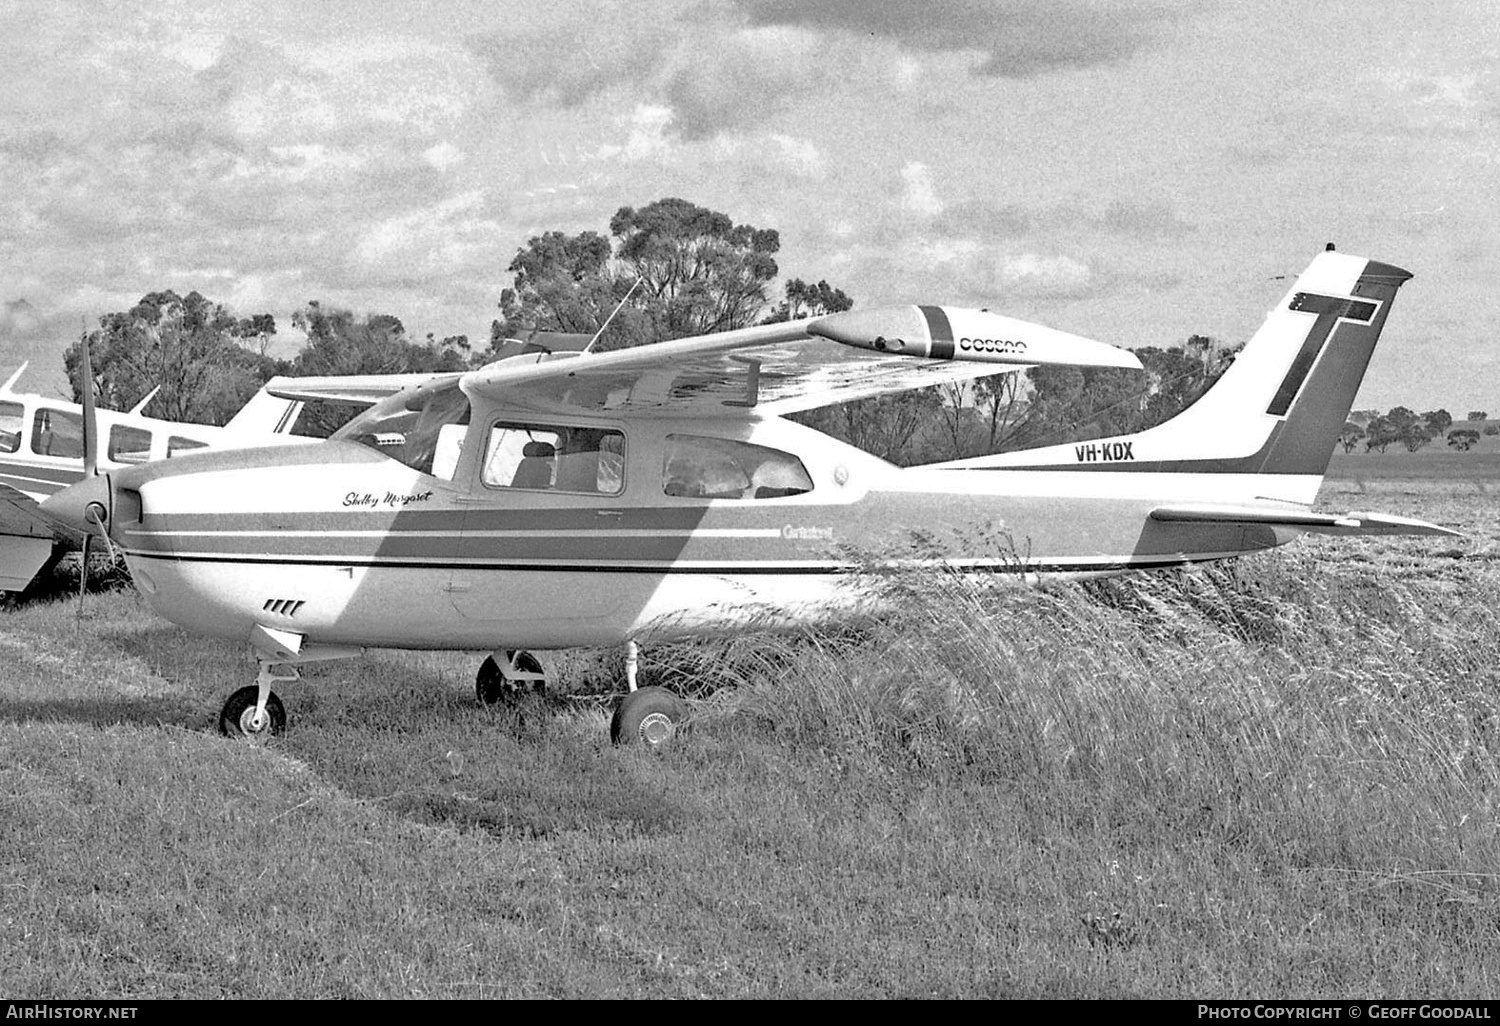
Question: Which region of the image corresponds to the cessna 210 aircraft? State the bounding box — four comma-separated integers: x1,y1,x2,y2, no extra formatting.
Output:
41,248,1459,746
0,364,312,595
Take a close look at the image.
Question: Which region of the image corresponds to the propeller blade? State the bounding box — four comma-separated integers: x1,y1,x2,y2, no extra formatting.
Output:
80,329,98,477
76,531,92,619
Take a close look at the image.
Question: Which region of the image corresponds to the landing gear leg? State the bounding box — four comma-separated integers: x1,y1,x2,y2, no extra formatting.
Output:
476,650,546,705
624,639,639,692
610,640,685,748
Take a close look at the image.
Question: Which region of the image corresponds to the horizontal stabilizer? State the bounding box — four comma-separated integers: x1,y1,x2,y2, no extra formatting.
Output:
1150,503,1462,538
807,306,1142,370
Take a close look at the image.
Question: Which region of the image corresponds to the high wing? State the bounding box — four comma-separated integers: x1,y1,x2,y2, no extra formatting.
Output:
1150,503,1461,538
461,307,1140,418
258,372,460,405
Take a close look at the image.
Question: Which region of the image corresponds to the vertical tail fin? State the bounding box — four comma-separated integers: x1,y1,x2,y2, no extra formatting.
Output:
222,386,306,435
943,249,1413,483
1251,254,1411,475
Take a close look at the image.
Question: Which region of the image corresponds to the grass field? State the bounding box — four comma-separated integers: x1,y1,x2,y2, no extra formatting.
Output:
2,480,1498,998
1329,450,1500,486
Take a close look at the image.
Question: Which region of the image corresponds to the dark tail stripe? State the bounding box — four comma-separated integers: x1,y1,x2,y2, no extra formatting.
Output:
1266,310,1339,417
1267,292,1380,417
1288,292,1377,322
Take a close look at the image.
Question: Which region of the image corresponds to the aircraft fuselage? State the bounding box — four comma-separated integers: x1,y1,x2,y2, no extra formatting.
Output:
106,412,1299,652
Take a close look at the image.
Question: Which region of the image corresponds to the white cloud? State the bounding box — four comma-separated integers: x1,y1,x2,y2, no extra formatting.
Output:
1,299,40,337
1377,68,1483,110
260,144,366,181
891,56,922,91
732,0,1193,79
767,134,826,178
901,162,943,218
998,253,1095,296
353,190,503,280
424,142,465,171
706,132,827,179
613,104,675,161
921,238,984,265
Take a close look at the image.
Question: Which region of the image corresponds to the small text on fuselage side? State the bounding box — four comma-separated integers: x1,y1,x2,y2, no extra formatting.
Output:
1074,441,1135,463
958,337,1028,355
782,525,834,541
343,490,435,509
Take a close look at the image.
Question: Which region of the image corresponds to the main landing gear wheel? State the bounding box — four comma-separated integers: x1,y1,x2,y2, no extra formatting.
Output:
218,685,286,741
610,686,686,748
476,651,545,705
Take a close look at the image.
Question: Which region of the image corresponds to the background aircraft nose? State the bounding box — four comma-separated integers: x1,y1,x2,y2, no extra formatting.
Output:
40,474,110,534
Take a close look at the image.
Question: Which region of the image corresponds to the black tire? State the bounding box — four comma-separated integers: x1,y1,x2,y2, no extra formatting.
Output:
610,686,686,747
218,686,286,741
476,651,545,705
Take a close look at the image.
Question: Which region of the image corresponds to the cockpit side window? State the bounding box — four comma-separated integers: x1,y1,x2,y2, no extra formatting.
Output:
332,383,471,480
662,435,813,499
481,422,625,494
108,424,152,465
31,408,84,459
0,401,22,453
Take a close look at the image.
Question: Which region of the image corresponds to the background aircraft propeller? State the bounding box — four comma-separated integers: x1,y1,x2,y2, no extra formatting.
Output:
75,332,109,618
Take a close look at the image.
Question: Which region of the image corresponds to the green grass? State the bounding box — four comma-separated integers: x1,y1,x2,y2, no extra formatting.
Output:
2,493,1499,998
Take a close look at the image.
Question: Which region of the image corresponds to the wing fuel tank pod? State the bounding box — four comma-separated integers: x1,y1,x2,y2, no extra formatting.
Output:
806,306,1142,370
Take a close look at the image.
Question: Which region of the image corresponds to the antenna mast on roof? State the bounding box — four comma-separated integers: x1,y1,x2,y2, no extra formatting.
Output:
582,278,643,354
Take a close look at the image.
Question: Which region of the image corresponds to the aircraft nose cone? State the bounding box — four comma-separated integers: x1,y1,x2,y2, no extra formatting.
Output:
40,473,110,534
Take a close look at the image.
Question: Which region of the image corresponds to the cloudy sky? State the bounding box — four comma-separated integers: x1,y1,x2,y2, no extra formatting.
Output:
1,0,1496,411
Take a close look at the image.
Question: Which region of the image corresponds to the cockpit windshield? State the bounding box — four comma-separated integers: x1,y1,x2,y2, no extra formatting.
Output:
332,379,471,479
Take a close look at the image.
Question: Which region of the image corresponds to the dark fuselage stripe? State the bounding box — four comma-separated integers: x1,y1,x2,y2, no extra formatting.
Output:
0,461,85,486
124,551,1215,574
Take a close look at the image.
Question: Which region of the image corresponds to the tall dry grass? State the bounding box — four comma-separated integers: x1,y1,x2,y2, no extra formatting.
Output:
704,546,1500,889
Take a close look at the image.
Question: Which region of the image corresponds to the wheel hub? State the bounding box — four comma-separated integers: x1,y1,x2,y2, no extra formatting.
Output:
240,707,270,735
638,711,675,746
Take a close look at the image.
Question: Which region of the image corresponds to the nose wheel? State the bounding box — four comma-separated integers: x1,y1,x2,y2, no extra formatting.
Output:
218,685,286,741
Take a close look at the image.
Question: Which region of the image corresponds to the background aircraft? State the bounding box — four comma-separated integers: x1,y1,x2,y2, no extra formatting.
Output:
0,366,313,596
41,249,1458,747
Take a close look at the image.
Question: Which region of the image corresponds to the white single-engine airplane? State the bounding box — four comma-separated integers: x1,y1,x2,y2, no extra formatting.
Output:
0,366,312,596
41,248,1459,746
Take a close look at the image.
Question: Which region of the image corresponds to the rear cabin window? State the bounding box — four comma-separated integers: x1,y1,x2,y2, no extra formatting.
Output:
0,401,21,453
662,435,813,499
481,423,624,494
167,436,209,457
108,425,152,464
31,408,84,459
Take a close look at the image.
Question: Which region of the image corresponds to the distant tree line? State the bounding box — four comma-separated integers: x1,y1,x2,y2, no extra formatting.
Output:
1338,407,1497,454
65,196,1475,464
66,291,470,435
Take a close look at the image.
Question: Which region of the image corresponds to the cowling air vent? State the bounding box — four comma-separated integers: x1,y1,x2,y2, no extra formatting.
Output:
262,598,306,618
